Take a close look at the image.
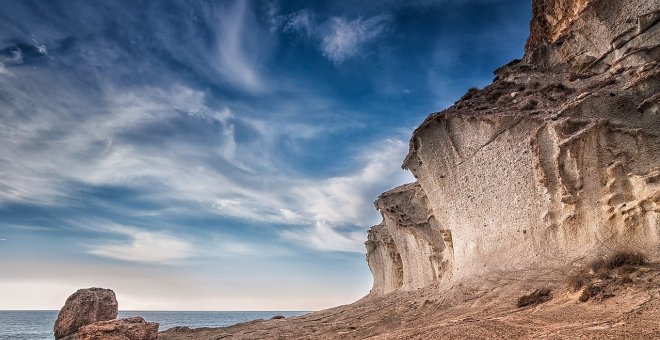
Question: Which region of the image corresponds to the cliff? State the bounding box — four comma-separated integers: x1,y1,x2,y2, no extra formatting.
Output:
366,0,660,294
158,0,660,338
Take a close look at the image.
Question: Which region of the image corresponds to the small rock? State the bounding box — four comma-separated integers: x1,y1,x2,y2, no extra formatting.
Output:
54,288,118,339
271,315,286,320
577,92,591,100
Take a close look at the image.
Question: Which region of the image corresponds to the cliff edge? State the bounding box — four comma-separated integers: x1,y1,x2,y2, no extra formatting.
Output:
366,0,660,295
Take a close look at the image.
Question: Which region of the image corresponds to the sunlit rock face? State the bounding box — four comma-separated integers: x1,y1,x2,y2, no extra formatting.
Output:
366,0,659,295
526,0,590,52
366,183,453,294
365,224,403,294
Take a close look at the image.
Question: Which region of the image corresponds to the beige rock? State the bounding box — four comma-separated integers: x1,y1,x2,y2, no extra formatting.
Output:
54,288,118,339
62,317,159,340
366,183,453,294
367,0,659,295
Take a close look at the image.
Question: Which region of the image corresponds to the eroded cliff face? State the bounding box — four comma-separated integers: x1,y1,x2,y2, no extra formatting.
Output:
366,0,659,295
366,183,453,293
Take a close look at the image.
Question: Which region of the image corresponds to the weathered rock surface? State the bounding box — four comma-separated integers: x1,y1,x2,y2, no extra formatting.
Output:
366,183,453,294
54,288,118,339
62,317,159,340
367,0,659,295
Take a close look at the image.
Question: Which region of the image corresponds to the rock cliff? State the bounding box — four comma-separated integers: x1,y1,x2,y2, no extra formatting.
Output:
366,0,660,295
157,0,660,338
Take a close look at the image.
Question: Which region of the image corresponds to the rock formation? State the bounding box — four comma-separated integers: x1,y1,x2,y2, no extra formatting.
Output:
61,317,159,340
366,0,660,295
54,288,158,340
158,0,660,338
54,288,119,339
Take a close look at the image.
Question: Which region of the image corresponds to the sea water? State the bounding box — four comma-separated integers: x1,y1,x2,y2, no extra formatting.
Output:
0,310,308,339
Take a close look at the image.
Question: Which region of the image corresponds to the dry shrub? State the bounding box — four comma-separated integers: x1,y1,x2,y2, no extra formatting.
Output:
517,288,552,308
605,252,646,269
590,257,607,273
579,284,603,302
459,87,480,101
568,251,647,302
567,270,591,291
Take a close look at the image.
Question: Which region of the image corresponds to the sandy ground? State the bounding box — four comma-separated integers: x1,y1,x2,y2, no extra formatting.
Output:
159,263,659,339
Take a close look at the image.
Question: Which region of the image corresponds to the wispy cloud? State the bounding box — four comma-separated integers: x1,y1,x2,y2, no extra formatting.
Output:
211,1,267,91
320,15,390,64
32,38,47,55
278,11,391,64
281,138,412,252
282,10,316,38
0,0,412,256
0,48,23,76
0,77,411,253
88,226,193,264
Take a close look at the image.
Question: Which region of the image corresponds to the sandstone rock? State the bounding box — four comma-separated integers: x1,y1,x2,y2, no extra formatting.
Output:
365,223,403,294
62,317,159,340
367,0,659,295
54,288,118,339
526,0,589,52
366,183,453,294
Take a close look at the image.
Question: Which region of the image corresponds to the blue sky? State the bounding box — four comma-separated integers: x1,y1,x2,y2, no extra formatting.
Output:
0,0,530,310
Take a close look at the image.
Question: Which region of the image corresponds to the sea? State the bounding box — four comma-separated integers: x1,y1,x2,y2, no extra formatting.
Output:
0,310,309,339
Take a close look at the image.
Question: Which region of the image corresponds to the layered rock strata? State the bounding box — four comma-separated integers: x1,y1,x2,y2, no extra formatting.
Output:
367,0,659,294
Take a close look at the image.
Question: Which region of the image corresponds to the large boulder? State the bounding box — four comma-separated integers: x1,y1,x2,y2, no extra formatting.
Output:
61,317,159,340
54,288,118,339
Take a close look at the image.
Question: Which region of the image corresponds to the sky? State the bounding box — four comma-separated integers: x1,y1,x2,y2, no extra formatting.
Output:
0,0,531,311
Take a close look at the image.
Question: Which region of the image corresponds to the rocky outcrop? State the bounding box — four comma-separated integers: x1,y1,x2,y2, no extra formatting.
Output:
526,0,590,52
365,223,403,294
54,288,118,339
366,183,453,294
61,317,159,340
54,288,158,340
367,0,659,295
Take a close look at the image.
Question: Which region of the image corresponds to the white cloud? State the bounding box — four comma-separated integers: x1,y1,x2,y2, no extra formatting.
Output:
32,38,47,55
277,11,390,64
282,221,366,253
0,48,23,77
0,75,411,253
283,10,316,37
320,15,390,64
8,49,23,63
88,226,193,263
294,138,410,226
212,1,266,91
281,138,413,252
0,63,12,77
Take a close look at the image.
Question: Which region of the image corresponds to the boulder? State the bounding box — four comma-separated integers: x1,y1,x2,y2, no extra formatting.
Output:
62,317,159,340
54,288,118,339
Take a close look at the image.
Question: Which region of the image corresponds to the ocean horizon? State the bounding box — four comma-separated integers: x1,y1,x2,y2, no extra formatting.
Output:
0,310,310,339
